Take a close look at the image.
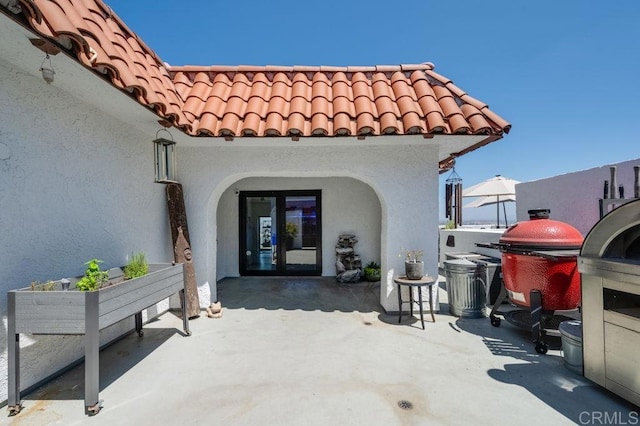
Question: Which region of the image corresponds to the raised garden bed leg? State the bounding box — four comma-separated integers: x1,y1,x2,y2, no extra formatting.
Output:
134,312,144,337
180,289,191,336
85,291,102,415
7,292,22,415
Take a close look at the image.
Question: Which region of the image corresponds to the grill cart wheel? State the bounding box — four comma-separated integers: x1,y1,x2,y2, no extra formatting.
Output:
490,316,501,327
535,340,548,354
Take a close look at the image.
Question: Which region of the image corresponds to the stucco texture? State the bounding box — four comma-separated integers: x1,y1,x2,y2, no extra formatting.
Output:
0,58,174,402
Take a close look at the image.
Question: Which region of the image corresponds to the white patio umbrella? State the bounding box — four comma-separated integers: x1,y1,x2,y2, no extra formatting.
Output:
462,175,520,228
464,193,516,208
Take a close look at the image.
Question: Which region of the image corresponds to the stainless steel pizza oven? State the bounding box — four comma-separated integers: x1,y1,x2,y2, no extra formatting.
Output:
578,199,640,407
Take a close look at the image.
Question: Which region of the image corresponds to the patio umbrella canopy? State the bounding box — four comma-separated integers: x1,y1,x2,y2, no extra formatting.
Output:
462,175,520,228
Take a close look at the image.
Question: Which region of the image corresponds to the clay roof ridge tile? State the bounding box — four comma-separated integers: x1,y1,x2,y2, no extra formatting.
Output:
375,65,401,73
459,93,488,110
265,65,293,73
235,65,264,72
347,66,376,73
320,65,345,73
400,63,433,72
425,69,451,85
292,65,320,73
480,108,511,133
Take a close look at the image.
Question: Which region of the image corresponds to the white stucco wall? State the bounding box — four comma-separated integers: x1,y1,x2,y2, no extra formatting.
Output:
216,177,382,279
516,158,640,236
177,141,440,312
438,229,505,265
0,58,173,402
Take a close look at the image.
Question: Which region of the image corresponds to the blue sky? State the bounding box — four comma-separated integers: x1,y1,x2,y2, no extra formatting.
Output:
107,1,640,222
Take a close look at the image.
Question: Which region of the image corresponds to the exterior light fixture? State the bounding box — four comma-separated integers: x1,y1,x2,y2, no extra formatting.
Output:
153,128,177,182
40,53,55,84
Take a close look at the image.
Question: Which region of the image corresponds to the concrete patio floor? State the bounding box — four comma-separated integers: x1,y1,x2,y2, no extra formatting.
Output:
4,277,637,425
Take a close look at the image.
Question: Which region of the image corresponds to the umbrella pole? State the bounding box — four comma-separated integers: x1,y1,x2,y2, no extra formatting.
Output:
496,195,500,228
503,201,508,227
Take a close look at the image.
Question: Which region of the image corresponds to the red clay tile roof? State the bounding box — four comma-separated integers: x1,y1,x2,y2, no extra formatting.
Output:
1,1,510,168
169,64,510,139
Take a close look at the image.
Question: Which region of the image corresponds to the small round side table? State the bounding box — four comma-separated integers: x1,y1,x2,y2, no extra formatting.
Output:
394,275,437,330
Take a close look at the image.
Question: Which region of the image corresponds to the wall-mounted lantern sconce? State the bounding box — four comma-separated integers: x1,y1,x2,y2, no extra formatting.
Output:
30,39,60,84
153,128,177,182
40,53,55,84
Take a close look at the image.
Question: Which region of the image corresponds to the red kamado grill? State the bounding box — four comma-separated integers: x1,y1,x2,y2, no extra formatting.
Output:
488,209,584,354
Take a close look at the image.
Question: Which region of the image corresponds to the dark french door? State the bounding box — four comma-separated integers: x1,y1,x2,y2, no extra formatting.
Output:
239,190,321,276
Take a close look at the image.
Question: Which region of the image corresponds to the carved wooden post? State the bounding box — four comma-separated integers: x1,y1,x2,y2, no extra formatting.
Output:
174,227,200,318
167,182,200,318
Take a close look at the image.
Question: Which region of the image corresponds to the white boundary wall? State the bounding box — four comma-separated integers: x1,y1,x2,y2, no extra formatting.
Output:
516,158,640,236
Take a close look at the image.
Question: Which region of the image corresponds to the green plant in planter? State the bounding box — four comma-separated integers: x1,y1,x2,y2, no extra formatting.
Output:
399,249,424,263
363,261,381,282
124,252,149,279
76,258,110,291
30,280,57,291
399,248,425,280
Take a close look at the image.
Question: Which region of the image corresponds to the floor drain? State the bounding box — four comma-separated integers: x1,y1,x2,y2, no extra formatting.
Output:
363,321,372,326
397,400,413,410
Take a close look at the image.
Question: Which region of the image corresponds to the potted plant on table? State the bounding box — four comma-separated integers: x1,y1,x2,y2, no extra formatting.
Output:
400,249,424,280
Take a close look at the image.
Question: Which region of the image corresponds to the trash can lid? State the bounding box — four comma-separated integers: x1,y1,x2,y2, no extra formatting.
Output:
558,320,582,341
444,259,476,265
443,258,477,271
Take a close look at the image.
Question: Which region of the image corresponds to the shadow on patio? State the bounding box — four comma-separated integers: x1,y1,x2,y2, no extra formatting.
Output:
454,314,638,423
9,278,637,424
217,276,383,313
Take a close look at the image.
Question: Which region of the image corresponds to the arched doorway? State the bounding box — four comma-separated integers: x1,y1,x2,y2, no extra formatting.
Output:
214,176,382,280
239,190,322,275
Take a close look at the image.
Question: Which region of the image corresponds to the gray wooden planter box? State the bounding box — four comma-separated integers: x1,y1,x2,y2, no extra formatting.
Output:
7,263,190,415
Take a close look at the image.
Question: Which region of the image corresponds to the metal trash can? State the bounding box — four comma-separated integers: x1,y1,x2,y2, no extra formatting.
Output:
444,259,486,318
558,320,583,374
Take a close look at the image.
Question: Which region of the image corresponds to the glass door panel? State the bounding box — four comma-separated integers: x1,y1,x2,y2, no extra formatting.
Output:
284,195,318,272
243,195,277,272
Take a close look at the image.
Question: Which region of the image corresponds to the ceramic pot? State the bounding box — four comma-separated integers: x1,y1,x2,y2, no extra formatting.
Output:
405,261,424,280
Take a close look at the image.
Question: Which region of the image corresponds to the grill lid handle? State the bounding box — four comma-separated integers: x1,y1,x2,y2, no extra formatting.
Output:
528,209,550,219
